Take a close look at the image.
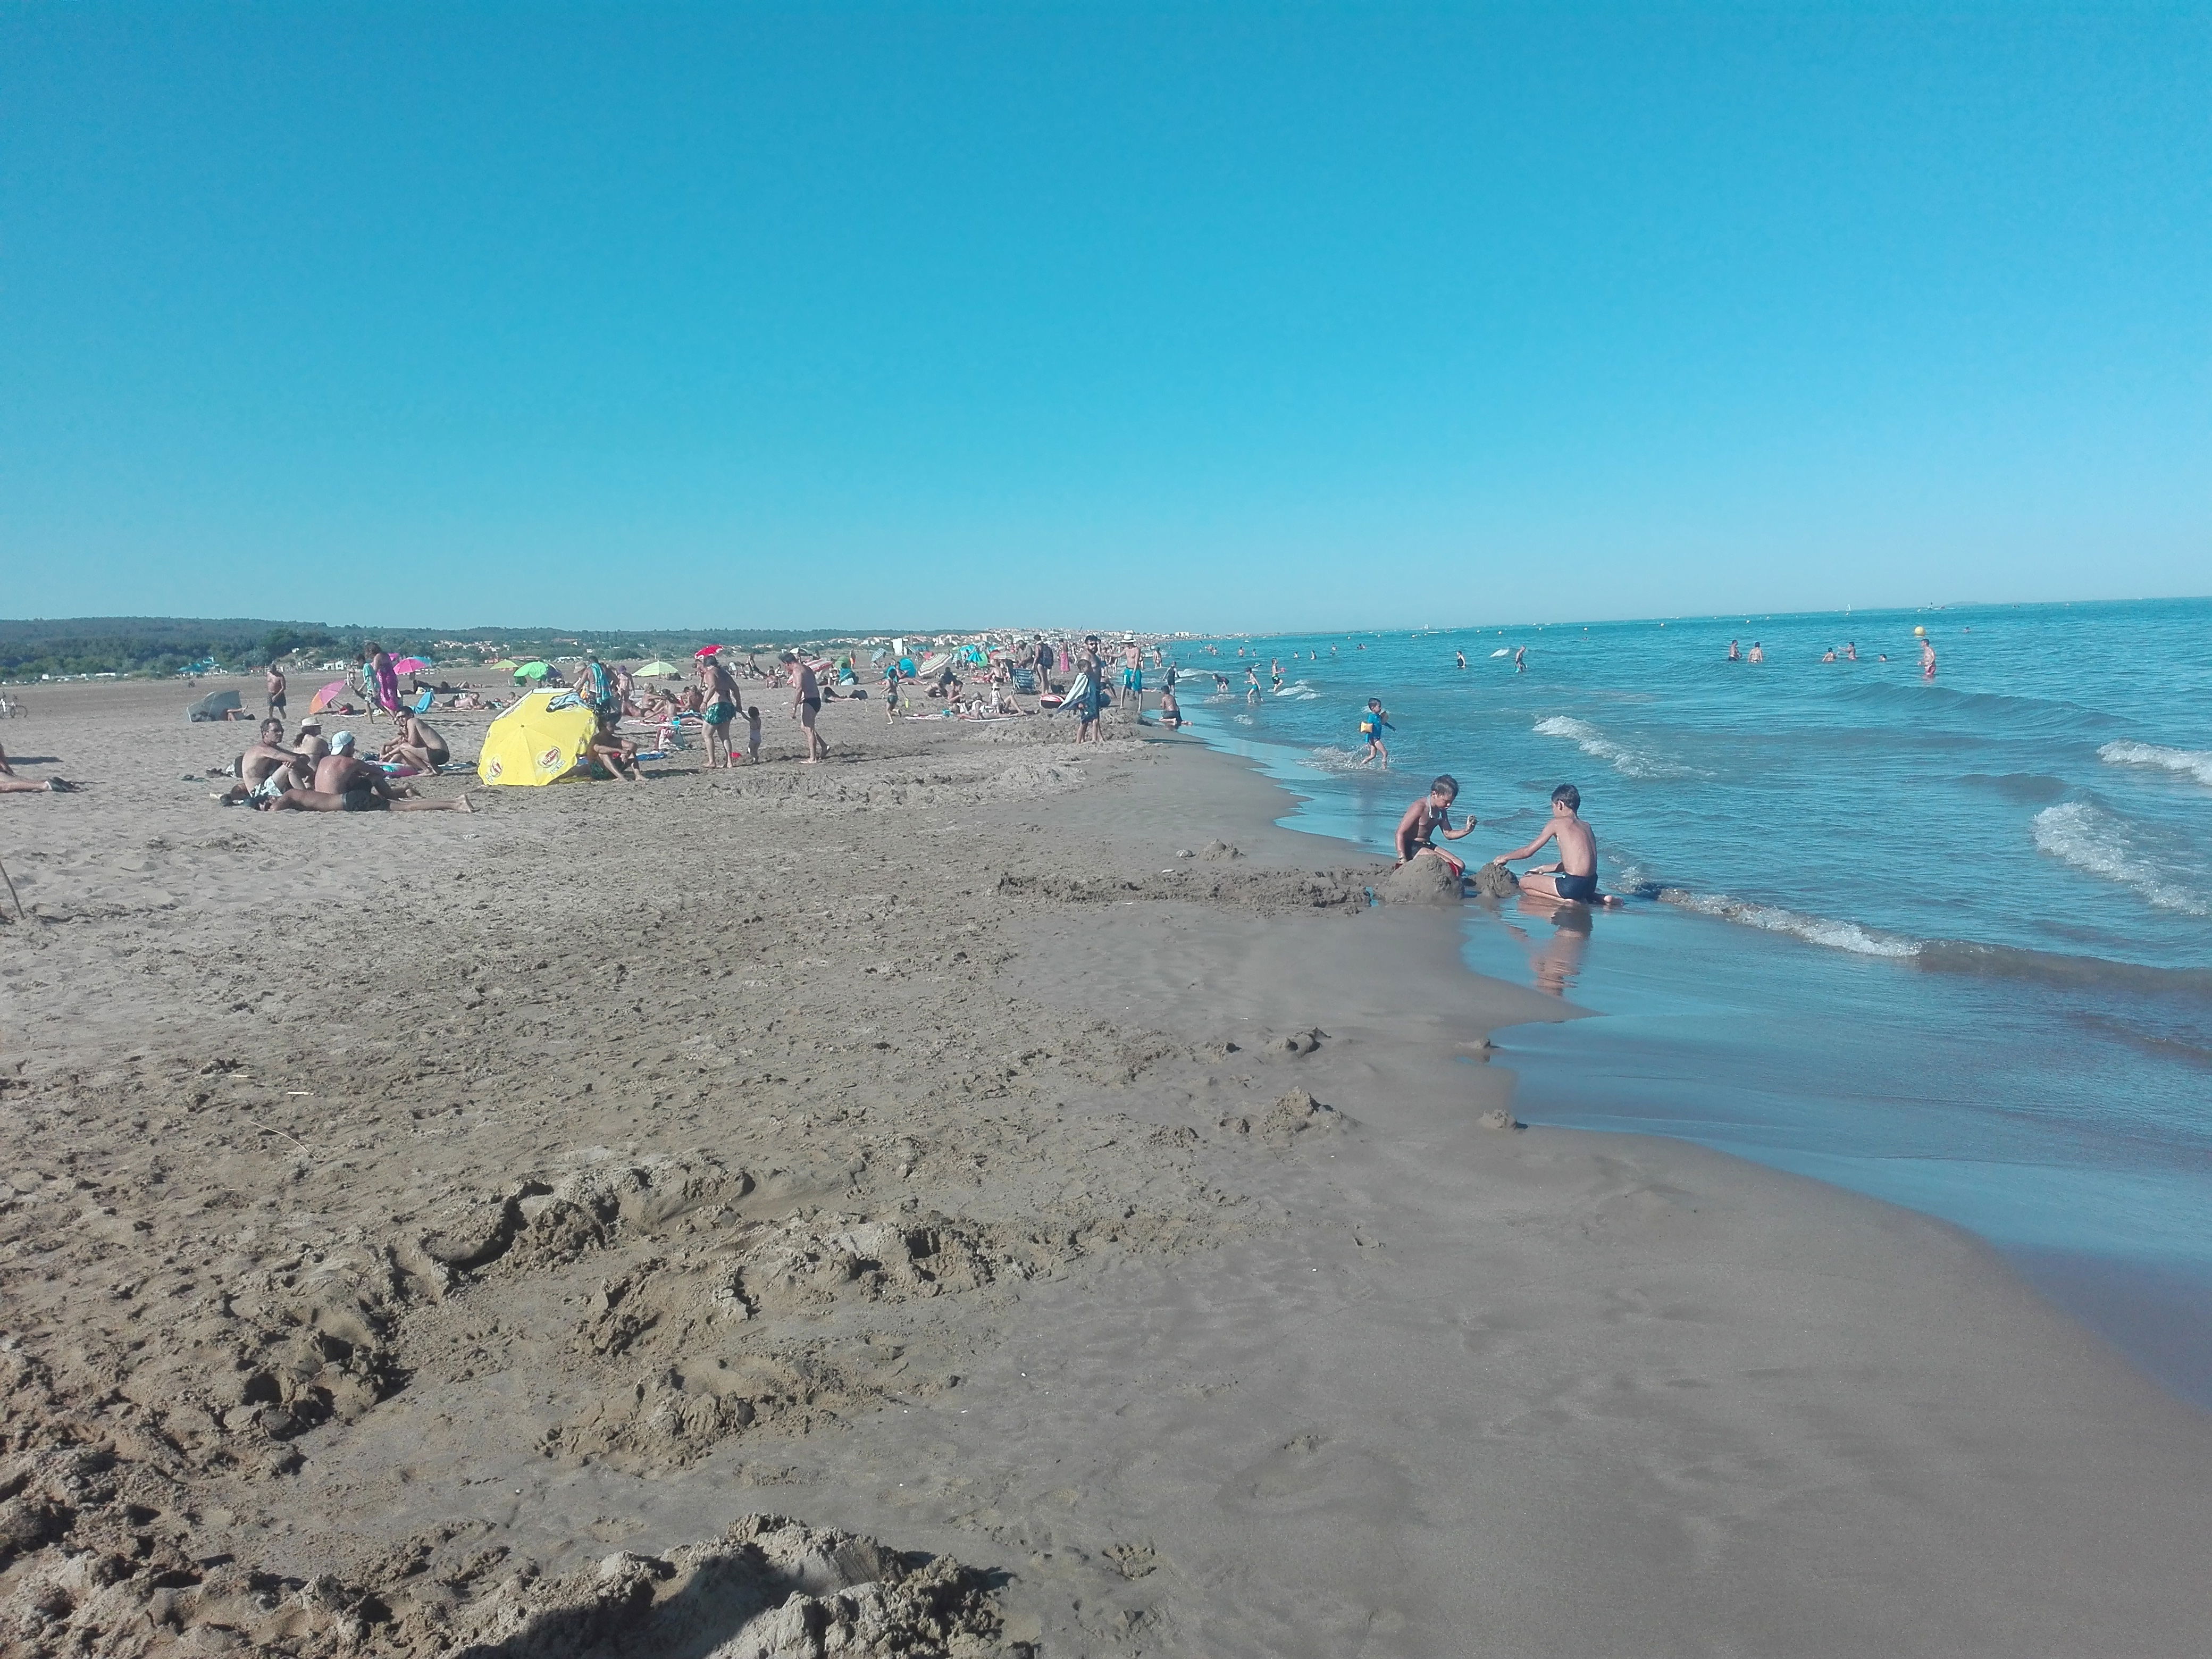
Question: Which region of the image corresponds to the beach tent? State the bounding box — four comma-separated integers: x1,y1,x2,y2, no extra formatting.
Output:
514,660,552,681
308,680,350,714
391,657,429,675
636,659,681,676
476,690,599,786
186,689,241,722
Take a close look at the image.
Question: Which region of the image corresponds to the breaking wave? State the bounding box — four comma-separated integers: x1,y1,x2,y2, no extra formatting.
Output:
1657,889,1923,958
2099,741,2212,787
2033,801,2210,917
1534,715,1690,780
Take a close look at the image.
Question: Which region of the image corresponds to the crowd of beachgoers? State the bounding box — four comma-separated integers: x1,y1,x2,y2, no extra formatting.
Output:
0,632,1189,809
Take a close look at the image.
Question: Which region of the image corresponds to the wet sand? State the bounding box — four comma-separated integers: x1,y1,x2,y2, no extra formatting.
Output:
2,679,2209,1656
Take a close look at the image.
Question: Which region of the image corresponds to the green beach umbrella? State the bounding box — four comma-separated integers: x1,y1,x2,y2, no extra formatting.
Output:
515,660,552,681
484,658,520,673
635,659,681,676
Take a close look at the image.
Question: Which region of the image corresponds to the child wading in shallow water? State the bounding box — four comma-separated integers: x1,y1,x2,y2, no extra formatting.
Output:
1359,698,1394,767
1396,774,1478,878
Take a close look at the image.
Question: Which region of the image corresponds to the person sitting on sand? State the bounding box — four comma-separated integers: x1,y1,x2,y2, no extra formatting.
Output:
1490,783,1613,904
291,721,331,764
214,719,315,806
380,711,451,774
588,728,644,783
1395,774,1477,877
1158,685,1185,730
263,738,472,812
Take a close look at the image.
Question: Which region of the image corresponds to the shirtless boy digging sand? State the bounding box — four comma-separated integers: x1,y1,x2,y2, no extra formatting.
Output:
1492,783,1616,904
1396,774,1477,877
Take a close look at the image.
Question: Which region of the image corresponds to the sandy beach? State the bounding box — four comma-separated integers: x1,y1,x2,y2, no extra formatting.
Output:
4,679,2210,1657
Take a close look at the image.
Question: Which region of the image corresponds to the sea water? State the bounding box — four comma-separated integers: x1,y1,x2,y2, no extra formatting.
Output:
1170,598,2212,1404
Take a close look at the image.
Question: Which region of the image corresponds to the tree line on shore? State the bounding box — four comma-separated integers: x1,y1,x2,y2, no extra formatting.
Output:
0,617,868,681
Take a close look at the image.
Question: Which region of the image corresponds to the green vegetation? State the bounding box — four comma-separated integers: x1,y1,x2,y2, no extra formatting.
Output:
0,618,911,681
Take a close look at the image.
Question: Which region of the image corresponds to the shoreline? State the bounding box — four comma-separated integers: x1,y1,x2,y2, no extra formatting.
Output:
3,682,2210,1653
1178,701,2212,1411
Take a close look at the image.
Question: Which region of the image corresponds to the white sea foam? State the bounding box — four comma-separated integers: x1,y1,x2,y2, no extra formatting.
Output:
2033,801,2210,917
2098,741,2212,787
1302,744,1375,772
1274,680,1322,701
1533,715,1688,780
1659,890,1923,958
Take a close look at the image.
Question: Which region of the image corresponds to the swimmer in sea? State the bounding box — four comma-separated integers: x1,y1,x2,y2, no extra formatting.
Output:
1395,774,1477,875
1513,647,1527,674
1846,641,1858,661
1729,639,1741,661
1748,642,1764,663
1456,650,1467,669
1921,634,1938,679
1822,648,1837,663
1491,782,1617,906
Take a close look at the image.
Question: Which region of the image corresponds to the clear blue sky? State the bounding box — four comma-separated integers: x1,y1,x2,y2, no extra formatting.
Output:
4,3,2206,633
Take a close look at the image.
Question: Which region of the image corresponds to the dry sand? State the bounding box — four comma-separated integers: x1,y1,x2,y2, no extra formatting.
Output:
2,678,2210,1656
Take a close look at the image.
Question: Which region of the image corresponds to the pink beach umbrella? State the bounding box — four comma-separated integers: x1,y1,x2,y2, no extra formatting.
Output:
390,657,430,675
308,680,350,714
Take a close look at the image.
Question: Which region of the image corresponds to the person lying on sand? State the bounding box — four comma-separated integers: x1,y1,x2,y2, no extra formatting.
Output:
1,751,78,794
1490,783,1616,905
263,741,473,812
380,712,451,774
1396,774,1477,876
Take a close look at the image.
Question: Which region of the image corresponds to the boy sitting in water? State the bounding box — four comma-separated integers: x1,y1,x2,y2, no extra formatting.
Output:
1492,783,1615,904
1396,774,1477,876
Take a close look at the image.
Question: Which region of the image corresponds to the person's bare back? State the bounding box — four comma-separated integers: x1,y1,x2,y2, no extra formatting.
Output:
1493,783,1612,904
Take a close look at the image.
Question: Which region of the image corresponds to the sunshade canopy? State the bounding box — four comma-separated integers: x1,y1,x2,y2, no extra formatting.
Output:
476,690,599,786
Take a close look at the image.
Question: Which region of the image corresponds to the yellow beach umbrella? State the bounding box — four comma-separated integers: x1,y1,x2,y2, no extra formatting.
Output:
476,690,599,786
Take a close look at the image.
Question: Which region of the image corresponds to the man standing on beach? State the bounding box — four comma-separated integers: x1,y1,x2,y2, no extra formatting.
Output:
701,650,743,767
266,662,287,718
787,653,826,763
1492,783,1607,903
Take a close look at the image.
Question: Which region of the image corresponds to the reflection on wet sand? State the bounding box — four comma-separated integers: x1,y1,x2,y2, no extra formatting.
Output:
1500,893,1593,997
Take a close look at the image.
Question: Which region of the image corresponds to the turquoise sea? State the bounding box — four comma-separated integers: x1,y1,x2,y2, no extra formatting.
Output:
1169,597,2212,1405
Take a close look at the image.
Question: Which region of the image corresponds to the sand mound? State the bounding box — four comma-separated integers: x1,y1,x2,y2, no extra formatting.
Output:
0,1511,1007,1659
1219,1088,1347,1150
1468,860,1520,899
1379,853,1461,904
